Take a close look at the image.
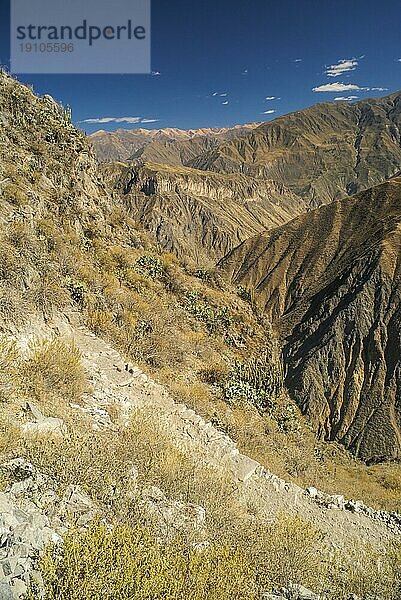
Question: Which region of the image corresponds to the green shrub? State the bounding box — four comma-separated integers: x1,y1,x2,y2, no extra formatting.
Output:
134,317,153,337
193,268,212,283
135,254,166,279
236,285,253,304
65,276,87,307
222,352,283,411
184,291,232,335
27,520,256,600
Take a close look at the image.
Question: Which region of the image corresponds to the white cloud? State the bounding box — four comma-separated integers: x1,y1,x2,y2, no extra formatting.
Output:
293,58,302,63
313,82,388,93
312,82,365,92
397,59,401,62
326,58,358,77
151,71,161,76
261,109,276,114
220,93,228,97
242,68,248,75
334,96,359,101
265,96,280,100
222,100,229,105
211,92,218,96
80,116,159,124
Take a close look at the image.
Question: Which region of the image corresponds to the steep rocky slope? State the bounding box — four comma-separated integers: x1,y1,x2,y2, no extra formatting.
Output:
100,161,308,262
192,93,401,207
2,314,400,599
221,177,401,462
90,123,260,163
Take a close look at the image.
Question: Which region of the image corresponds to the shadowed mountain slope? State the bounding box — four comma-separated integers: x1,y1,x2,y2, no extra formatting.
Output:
191,93,401,207
221,177,401,461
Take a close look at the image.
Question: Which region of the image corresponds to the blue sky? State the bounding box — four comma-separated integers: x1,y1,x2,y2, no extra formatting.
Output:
1,0,401,133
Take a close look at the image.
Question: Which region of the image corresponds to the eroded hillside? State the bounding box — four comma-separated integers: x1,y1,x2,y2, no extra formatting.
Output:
221,178,401,461
100,161,308,262
191,94,401,207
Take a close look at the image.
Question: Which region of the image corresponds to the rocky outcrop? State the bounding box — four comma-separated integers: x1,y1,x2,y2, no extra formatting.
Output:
21,401,65,437
0,69,110,232
191,93,401,208
0,457,95,599
220,177,401,461
101,162,308,262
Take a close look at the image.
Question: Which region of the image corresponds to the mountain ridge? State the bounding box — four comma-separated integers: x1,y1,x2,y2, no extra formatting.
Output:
220,176,401,461
100,160,309,262
189,92,401,207
89,122,261,163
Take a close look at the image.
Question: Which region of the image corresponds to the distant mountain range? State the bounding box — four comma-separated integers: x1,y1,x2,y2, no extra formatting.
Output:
90,122,261,163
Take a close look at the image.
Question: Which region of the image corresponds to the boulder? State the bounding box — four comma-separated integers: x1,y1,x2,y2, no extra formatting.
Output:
305,487,319,499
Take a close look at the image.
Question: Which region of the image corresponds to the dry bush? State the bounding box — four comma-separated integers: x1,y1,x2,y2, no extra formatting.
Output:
0,411,22,458
86,308,115,336
198,362,229,385
29,274,70,318
253,513,328,593
0,240,25,283
0,285,32,328
22,337,86,403
24,428,132,507
27,520,256,600
2,182,28,206
6,222,37,253
329,541,401,600
167,379,218,419
0,336,21,403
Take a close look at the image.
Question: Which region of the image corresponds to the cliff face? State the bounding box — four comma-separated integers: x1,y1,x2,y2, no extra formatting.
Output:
100,161,308,262
221,178,401,461
191,94,401,207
